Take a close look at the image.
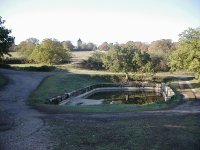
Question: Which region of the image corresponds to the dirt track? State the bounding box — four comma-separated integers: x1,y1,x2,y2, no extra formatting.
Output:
0,69,55,150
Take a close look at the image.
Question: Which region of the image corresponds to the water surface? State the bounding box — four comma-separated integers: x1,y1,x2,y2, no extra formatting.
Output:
87,91,164,105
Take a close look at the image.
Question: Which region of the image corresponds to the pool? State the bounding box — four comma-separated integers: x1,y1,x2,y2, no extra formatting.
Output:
86,91,164,105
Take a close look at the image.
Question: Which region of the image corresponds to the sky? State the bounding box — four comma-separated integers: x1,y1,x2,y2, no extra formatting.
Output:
1,0,200,45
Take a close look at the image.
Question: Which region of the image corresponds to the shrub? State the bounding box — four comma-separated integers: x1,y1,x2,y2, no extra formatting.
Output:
80,52,105,70
151,55,169,72
14,65,55,72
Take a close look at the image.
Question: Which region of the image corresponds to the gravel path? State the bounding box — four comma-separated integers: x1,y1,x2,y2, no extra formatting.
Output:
0,69,55,150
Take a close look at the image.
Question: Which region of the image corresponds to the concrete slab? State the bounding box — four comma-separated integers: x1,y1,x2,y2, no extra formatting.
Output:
67,98,103,106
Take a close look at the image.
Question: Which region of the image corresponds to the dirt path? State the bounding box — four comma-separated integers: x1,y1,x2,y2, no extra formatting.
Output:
174,79,200,111
0,69,55,150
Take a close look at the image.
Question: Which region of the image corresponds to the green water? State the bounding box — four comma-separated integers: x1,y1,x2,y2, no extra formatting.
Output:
87,91,164,105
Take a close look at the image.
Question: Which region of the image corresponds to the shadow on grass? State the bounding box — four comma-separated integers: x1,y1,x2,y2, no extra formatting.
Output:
163,76,195,83
0,63,70,72
0,74,8,90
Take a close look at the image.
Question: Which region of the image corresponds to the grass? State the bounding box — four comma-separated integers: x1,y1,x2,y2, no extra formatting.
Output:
29,72,182,113
50,113,200,150
0,75,7,88
35,102,176,113
71,50,94,61
29,73,113,105
190,79,200,91
31,70,199,150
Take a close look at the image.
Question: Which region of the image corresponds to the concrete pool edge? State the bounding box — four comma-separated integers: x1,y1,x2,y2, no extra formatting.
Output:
58,84,175,106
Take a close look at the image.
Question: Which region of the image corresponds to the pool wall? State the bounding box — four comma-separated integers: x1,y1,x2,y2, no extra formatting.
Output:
54,83,175,105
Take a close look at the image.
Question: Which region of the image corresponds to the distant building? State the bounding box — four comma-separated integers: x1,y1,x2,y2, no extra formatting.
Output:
77,38,82,49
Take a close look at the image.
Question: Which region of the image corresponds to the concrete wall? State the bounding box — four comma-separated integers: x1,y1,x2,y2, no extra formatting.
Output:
55,83,175,105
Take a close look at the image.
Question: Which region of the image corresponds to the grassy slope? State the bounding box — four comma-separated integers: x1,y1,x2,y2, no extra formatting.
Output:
30,73,112,104
51,114,200,150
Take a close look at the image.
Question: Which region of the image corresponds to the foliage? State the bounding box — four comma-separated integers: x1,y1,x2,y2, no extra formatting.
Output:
102,44,154,75
16,38,39,58
151,55,169,72
98,42,110,51
83,52,104,70
169,27,200,80
79,42,97,51
75,40,97,51
62,41,74,51
85,42,97,51
29,39,71,64
126,41,149,51
148,39,176,52
0,16,15,59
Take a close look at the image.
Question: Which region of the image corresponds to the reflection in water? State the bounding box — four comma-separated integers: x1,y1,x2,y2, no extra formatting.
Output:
87,91,164,105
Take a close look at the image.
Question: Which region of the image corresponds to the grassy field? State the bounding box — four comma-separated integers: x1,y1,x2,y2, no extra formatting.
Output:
71,50,94,61
50,113,200,150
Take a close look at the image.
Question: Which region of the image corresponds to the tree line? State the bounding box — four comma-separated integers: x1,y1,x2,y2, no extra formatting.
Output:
0,16,200,80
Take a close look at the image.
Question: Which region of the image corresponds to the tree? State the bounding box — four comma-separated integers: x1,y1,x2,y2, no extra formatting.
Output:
16,38,39,58
169,27,200,80
29,39,71,64
148,39,175,53
62,41,74,51
0,16,15,59
151,55,169,72
86,42,97,51
85,52,104,69
98,42,110,51
133,50,151,72
126,41,149,51
102,44,153,77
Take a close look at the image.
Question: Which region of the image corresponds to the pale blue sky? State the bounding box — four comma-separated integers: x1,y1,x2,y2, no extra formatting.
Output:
1,0,200,45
